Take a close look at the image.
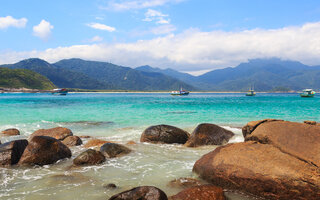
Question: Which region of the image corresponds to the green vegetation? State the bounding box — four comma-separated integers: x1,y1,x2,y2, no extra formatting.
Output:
0,67,55,90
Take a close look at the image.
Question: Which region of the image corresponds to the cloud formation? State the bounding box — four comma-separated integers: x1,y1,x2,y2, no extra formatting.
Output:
106,0,185,11
33,20,54,40
2,22,320,73
0,16,27,29
88,36,103,42
87,23,116,32
143,9,170,24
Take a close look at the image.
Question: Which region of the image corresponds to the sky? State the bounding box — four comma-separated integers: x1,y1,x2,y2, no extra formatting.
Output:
1,0,320,75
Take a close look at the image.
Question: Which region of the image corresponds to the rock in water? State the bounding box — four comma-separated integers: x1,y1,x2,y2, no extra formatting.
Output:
185,123,234,147
100,143,131,158
62,136,83,147
193,141,320,200
245,120,320,167
73,149,105,165
168,177,202,189
30,127,73,140
1,128,20,136
169,185,225,200
0,140,28,166
84,139,111,148
109,186,168,200
140,125,189,144
19,136,71,166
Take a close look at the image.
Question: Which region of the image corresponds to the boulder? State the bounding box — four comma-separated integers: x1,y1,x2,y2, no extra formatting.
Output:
126,140,137,145
84,139,112,148
185,123,234,147
169,185,225,200
242,119,282,137
103,183,117,189
100,143,131,158
109,186,168,200
30,127,72,140
19,136,71,166
193,141,320,200
1,128,20,136
304,120,317,125
245,121,320,167
140,125,189,144
62,136,82,147
168,177,202,189
0,140,28,166
73,149,105,165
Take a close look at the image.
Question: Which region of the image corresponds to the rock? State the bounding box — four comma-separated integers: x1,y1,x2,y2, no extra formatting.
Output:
140,125,190,144
100,143,131,158
109,186,168,200
62,136,82,147
126,140,137,145
19,136,71,166
169,185,225,200
184,123,234,147
73,149,105,165
193,141,320,200
242,119,282,138
84,139,112,148
0,140,28,166
103,183,117,189
246,120,320,167
168,177,202,189
30,127,73,140
1,128,20,136
304,120,317,125
79,135,91,138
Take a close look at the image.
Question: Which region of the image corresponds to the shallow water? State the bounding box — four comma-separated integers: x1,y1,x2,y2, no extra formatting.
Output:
1,93,319,199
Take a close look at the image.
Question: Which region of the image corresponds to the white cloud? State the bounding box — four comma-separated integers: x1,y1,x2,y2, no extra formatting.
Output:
0,16,27,29
143,9,170,24
88,36,103,42
150,24,176,34
33,20,53,40
87,23,116,32
105,0,185,11
2,22,320,73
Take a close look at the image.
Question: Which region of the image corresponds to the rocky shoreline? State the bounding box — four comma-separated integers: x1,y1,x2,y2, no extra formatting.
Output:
1,120,319,199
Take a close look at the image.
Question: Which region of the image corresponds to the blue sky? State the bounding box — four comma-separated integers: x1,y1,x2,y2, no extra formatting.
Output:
1,0,320,74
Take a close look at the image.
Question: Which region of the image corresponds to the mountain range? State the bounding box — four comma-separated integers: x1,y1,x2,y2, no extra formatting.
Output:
1,57,320,91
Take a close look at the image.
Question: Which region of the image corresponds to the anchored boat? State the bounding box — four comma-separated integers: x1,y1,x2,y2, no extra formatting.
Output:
52,88,68,95
246,85,256,96
171,88,189,96
300,89,315,97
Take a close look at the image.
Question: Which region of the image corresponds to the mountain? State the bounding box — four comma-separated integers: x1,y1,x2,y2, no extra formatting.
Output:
0,67,55,90
54,59,195,91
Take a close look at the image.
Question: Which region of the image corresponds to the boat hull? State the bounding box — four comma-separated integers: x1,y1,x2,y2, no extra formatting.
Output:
300,94,314,97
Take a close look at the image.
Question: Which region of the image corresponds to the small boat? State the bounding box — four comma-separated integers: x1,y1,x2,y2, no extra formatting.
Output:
52,88,68,95
171,88,189,96
300,89,315,97
246,86,256,96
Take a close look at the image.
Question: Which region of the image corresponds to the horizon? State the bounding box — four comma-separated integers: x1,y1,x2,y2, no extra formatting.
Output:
1,0,320,74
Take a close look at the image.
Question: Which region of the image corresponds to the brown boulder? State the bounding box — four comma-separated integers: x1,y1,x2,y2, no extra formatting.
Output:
1,128,20,136
242,119,282,137
19,136,71,166
73,149,105,165
185,123,234,147
304,120,317,125
193,141,320,200
246,120,320,167
0,140,28,166
140,125,190,144
109,186,168,200
100,143,131,158
30,127,72,140
84,139,112,148
62,136,82,147
169,185,225,200
168,177,202,189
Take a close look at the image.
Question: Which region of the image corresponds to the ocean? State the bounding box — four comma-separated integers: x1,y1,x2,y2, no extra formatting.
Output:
0,93,319,199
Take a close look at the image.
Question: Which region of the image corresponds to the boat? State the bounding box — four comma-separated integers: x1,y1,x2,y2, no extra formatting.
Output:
246,86,256,96
300,89,315,97
171,87,189,96
52,88,68,95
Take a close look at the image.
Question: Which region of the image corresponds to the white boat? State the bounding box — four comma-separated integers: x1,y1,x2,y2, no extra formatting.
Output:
52,88,68,95
300,89,315,97
171,88,189,96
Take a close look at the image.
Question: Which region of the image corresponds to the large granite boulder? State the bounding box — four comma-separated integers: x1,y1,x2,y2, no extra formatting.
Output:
84,139,111,148
100,143,131,158
109,186,168,200
1,128,20,136
30,127,73,140
242,119,282,138
169,185,225,200
185,123,234,147
73,149,105,165
193,141,320,200
245,120,320,167
0,140,28,166
19,136,72,166
62,136,82,147
140,125,189,144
